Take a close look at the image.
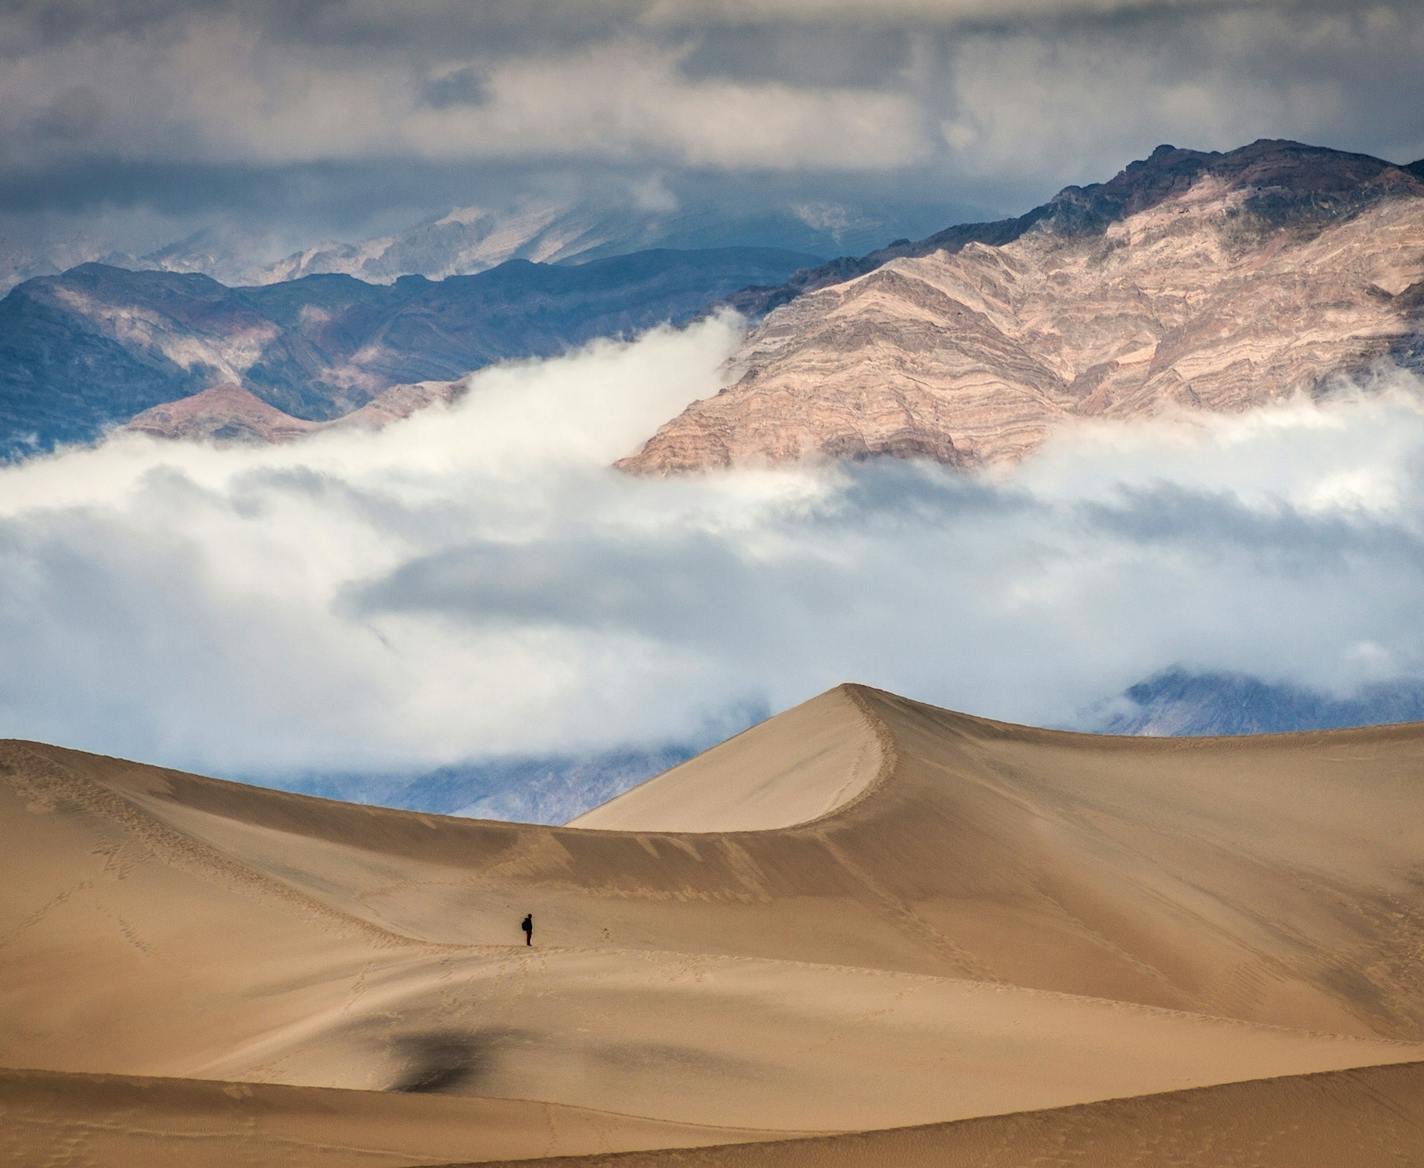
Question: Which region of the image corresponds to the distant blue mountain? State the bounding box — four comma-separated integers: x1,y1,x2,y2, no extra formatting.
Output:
241,668,1424,823
0,246,820,459
252,743,699,827
1095,667,1424,736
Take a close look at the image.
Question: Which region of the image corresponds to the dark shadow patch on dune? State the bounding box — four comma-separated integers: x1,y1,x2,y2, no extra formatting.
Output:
1317,962,1401,1030
389,1027,525,1093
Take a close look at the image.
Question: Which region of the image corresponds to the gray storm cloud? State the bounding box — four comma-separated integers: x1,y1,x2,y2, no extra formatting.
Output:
2,0,1421,253
2,313,1424,777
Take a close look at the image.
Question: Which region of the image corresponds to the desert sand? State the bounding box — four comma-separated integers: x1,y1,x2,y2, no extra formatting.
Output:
3,683,1423,1164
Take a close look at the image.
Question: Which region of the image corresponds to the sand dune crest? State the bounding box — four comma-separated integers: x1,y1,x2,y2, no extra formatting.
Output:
4,683,1424,1162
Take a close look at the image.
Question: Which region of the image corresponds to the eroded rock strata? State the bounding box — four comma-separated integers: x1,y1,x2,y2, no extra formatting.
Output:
621,141,1424,473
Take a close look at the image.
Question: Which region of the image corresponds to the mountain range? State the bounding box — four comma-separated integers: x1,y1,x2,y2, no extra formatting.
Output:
620,140,1424,473
253,198,904,287
8,140,1421,466
0,195,916,294
5,141,1418,464
257,741,701,827
0,246,817,458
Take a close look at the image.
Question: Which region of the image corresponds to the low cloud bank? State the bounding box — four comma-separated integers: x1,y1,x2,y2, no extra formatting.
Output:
3,313,1423,779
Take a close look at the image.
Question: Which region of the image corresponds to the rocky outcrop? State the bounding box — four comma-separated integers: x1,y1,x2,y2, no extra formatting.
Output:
125,384,322,444
622,141,1424,474
123,379,464,444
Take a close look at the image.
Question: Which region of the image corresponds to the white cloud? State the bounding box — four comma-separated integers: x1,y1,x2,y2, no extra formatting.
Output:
3,315,1424,779
789,200,874,240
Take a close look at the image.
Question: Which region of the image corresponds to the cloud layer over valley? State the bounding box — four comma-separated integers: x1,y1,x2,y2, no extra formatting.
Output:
3,315,1424,781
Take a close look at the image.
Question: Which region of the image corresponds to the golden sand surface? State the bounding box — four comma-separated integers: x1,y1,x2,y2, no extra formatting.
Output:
3,684,1423,1163
463,1061,1424,1168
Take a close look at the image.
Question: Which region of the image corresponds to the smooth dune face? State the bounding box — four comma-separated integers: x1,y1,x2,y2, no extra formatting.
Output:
568,686,886,831
0,1068,788,1168
4,684,1424,1164
458,1061,1424,1168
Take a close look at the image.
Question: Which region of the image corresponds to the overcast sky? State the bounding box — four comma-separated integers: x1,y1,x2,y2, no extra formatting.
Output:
3,0,1423,253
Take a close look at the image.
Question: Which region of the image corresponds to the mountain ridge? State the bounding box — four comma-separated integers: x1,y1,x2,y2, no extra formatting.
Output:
623,139,1424,474
727,139,1424,318
256,199,860,287
1,194,916,294
0,246,818,458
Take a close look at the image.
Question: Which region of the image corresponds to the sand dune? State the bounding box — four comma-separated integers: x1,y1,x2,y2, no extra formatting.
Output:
461,1060,1424,1168
0,1067,789,1167
4,683,1424,1163
568,685,884,831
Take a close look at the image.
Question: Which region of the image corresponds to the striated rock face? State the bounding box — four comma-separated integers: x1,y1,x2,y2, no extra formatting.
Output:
125,380,463,445
338,379,465,430
620,141,1424,474
125,384,322,444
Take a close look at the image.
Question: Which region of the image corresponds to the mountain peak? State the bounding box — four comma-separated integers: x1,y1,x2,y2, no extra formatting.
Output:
1043,139,1421,238
624,140,1424,476
125,383,321,445
724,140,1424,322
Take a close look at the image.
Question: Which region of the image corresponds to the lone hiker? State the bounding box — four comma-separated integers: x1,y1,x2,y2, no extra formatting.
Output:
521,913,533,946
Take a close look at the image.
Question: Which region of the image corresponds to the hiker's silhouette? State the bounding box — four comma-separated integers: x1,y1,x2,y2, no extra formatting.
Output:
521,913,533,946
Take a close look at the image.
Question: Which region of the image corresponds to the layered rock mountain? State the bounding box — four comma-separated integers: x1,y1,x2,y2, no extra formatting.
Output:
0,246,817,458
621,141,1424,474
122,380,465,444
